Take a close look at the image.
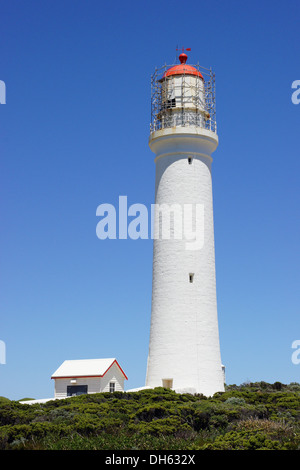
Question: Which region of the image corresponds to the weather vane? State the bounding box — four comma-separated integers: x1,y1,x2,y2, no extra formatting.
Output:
176,46,191,61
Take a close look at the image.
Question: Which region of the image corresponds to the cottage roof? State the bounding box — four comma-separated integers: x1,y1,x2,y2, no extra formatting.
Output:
51,358,128,380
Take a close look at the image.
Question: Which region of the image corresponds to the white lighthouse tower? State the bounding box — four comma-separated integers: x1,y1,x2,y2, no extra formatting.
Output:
145,50,225,396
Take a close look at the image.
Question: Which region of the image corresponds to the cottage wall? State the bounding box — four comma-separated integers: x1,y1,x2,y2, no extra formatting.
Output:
100,363,125,392
54,363,125,398
54,376,101,398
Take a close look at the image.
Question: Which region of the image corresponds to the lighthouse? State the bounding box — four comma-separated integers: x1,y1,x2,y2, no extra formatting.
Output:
145,51,225,396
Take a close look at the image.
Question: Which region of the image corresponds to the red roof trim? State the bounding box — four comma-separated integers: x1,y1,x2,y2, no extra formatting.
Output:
51,359,128,380
102,359,128,380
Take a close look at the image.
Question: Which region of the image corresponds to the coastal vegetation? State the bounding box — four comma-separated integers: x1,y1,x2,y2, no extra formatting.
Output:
0,381,299,450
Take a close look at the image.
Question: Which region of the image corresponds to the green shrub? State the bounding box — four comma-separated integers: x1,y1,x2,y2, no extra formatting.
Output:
225,397,246,406
0,383,298,450
131,404,173,423
201,418,300,450
129,416,192,437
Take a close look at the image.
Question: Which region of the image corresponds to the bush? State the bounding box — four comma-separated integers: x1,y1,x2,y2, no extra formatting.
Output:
132,404,171,423
201,418,300,450
0,383,298,450
224,397,246,406
129,416,192,437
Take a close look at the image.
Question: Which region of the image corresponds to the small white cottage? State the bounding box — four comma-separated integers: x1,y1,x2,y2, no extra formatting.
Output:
51,358,128,398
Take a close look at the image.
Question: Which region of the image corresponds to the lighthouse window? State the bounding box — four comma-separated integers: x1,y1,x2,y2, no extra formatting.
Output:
167,97,176,109
188,157,193,164
189,273,194,283
166,84,176,109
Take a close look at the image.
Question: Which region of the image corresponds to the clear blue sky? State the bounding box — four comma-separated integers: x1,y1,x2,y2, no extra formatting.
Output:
1,0,299,400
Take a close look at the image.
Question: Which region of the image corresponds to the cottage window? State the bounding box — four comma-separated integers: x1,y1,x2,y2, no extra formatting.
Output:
67,385,88,397
109,382,115,393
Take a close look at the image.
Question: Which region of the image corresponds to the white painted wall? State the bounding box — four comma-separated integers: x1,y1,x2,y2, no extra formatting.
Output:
54,363,125,398
54,377,101,398
145,127,224,397
162,74,205,111
100,363,125,392
161,75,206,129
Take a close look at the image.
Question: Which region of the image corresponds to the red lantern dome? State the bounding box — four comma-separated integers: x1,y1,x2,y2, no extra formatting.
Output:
161,53,204,80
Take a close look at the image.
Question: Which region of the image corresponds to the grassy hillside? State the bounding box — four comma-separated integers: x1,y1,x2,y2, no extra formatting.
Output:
0,381,299,450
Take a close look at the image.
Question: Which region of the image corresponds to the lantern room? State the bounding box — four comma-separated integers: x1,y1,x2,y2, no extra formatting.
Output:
150,53,217,134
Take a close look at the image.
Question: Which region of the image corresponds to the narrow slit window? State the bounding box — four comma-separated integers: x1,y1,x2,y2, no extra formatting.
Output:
188,157,193,165
189,273,194,283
